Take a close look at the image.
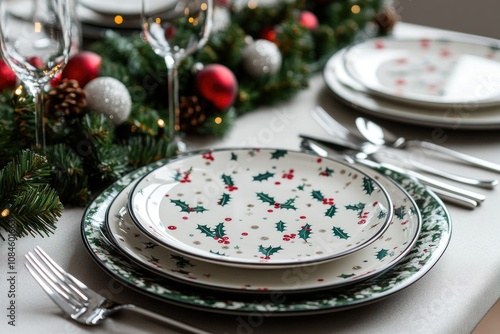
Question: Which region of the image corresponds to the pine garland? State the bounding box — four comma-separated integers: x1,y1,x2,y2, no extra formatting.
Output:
0,0,393,237
0,151,63,239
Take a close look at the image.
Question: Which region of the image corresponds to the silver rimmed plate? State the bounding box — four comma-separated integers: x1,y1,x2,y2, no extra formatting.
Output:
105,166,421,294
343,37,500,108
81,160,451,315
128,149,393,268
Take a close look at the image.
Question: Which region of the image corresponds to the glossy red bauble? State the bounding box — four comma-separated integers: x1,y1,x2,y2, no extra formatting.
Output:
196,64,238,110
299,10,319,31
62,51,102,88
0,59,17,92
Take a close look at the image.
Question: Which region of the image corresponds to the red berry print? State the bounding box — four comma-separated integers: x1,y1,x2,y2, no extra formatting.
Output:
358,211,369,224
322,198,334,205
420,38,430,48
168,225,177,230
225,185,238,192
202,152,215,161
316,158,322,163
374,40,385,49
282,233,297,241
282,169,294,180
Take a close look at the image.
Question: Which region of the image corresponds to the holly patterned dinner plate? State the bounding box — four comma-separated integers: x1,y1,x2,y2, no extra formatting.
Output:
81,154,452,315
128,149,393,268
343,37,500,107
105,164,421,294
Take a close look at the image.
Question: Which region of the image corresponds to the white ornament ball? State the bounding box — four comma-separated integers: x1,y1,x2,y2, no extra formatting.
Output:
84,77,132,125
242,39,282,77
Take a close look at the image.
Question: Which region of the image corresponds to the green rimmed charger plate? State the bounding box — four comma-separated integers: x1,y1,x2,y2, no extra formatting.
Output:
81,149,452,315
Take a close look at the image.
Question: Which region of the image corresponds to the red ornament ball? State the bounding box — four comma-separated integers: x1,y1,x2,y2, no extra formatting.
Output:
299,10,319,31
62,51,102,88
196,64,238,110
0,59,17,92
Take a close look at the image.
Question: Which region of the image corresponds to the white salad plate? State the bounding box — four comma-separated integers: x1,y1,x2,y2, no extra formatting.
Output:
343,37,500,108
79,0,171,15
324,47,500,130
105,165,421,294
82,160,451,315
128,149,393,269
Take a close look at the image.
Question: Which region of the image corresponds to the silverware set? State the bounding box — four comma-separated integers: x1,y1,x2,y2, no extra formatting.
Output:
302,106,499,209
25,246,211,333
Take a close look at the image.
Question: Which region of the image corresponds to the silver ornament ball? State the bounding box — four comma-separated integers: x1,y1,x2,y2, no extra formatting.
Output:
84,77,132,125
243,39,282,77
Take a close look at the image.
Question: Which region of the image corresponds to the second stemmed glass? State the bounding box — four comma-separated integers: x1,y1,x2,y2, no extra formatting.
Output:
142,0,213,154
0,0,72,153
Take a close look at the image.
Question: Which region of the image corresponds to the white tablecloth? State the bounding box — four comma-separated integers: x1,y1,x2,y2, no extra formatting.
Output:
1,23,500,334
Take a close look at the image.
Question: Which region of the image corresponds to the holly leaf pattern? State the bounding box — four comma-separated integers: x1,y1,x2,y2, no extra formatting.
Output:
345,203,365,214
394,205,406,220
256,192,275,205
270,149,288,160
378,210,387,220
253,171,275,182
197,223,226,239
332,226,350,240
218,193,231,207
319,167,334,176
275,220,286,232
170,255,194,269
376,249,389,260
324,205,337,218
280,197,297,210
338,273,355,279
230,152,238,161
170,199,191,213
298,223,312,241
362,176,375,195
221,174,235,186
258,245,283,257
311,190,324,201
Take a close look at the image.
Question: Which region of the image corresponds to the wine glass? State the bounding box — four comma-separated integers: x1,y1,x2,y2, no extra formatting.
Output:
142,0,213,153
0,0,72,152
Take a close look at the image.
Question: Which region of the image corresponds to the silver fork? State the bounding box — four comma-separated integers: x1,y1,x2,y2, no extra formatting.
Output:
25,246,211,334
312,106,497,189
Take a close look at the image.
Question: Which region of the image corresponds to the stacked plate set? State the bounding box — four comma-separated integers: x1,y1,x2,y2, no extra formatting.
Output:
76,0,168,36
324,36,500,129
82,148,452,315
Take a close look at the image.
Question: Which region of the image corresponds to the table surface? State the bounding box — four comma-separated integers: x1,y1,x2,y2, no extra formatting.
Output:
2,22,500,334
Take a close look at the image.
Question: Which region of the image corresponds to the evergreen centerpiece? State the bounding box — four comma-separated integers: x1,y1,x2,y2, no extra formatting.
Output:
0,0,395,238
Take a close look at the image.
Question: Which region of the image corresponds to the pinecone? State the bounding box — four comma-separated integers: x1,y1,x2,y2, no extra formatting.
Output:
179,95,207,133
373,6,400,34
45,79,87,118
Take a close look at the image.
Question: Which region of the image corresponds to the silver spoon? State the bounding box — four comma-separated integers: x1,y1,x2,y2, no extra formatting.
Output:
355,117,500,174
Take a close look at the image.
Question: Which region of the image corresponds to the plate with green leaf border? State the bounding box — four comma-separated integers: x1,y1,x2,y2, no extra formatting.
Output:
81,149,452,315
104,164,421,294
127,148,393,269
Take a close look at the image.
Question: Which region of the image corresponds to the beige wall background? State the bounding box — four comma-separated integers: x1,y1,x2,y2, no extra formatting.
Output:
395,0,500,39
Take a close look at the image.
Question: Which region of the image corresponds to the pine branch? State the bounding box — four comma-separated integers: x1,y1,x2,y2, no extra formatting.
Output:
0,150,63,239
4,184,62,238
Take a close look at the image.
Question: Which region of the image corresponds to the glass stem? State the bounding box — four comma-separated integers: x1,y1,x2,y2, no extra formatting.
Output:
34,87,46,153
166,57,181,153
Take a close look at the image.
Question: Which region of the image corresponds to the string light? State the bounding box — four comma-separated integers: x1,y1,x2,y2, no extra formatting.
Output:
214,117,222,125
157,119,166,128
351,5,361,14
1,208,10,218
114,15,124,25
